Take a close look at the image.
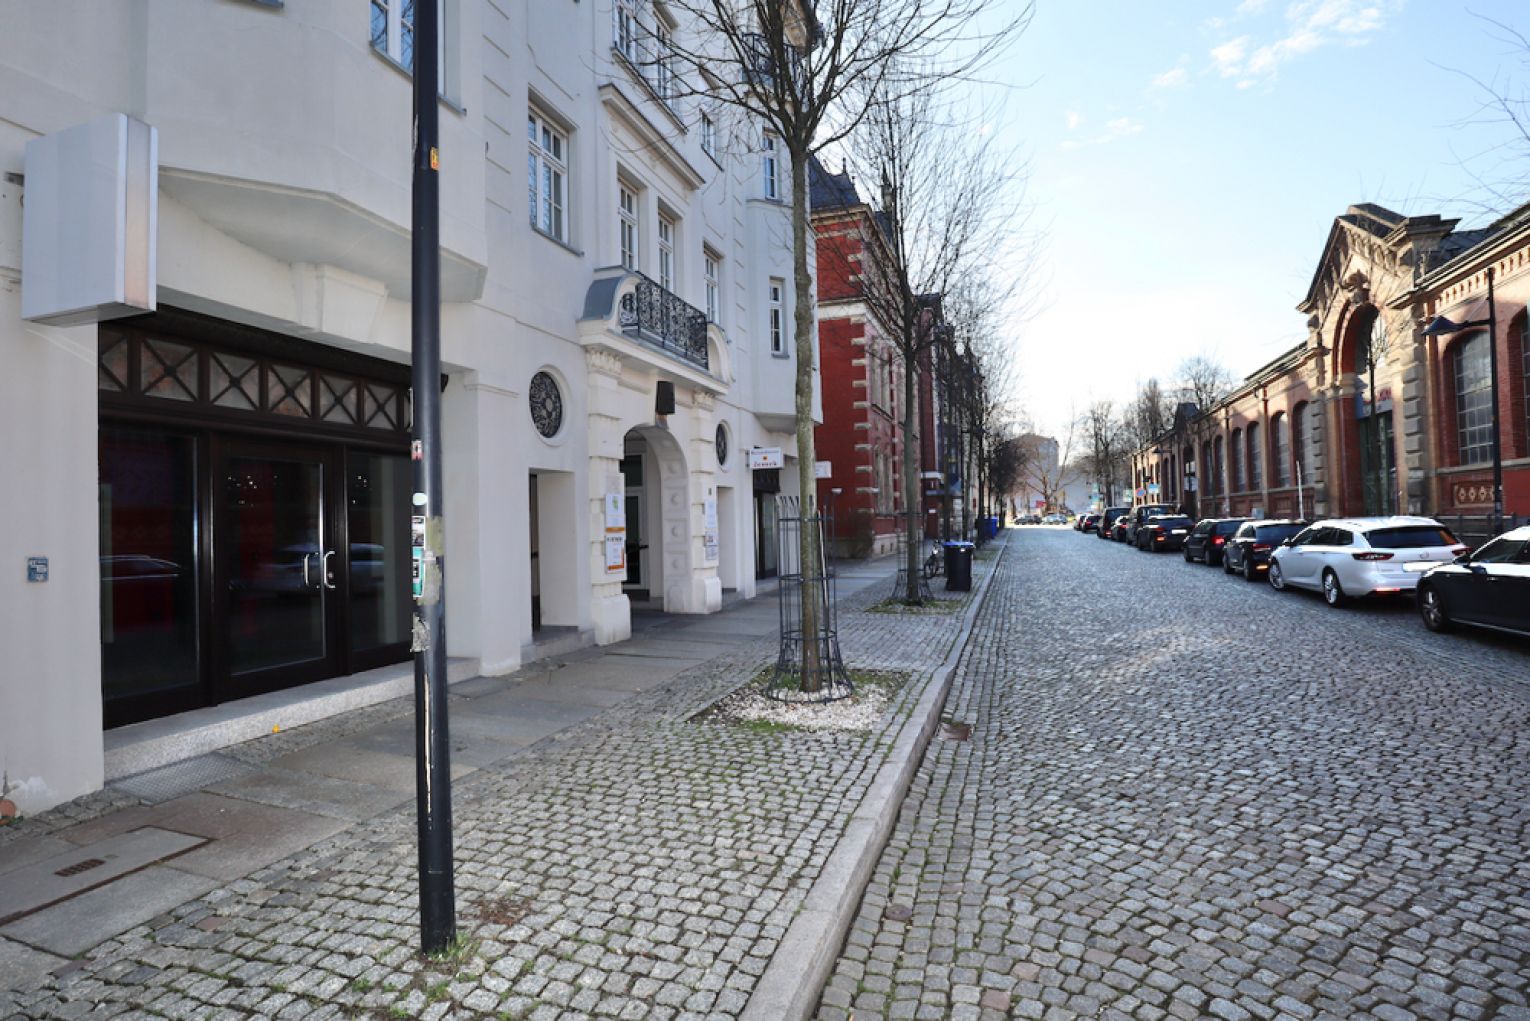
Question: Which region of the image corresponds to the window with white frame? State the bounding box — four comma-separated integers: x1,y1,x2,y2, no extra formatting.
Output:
619,185,638,271
654,23,676,104
762,132,779,200
528,112,568,243
769,279,785,355
701,112,717,159
371,0,451,85
704,250,720,322
613,0,638,62
658,213,676,292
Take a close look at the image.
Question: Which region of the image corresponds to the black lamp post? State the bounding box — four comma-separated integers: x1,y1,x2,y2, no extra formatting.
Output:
1421,266,1501,534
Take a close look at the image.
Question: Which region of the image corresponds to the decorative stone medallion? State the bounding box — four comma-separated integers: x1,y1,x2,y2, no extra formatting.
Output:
715,423,729,466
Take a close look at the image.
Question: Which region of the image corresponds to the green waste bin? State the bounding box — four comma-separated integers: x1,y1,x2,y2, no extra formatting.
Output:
943,541,974,591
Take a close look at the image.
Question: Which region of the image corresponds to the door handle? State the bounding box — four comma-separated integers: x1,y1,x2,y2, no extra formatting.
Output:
323,550,338,590
302,552,314,589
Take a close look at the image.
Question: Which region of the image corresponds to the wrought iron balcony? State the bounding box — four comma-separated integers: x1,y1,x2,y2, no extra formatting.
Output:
619,274,709,372
741,32,810,100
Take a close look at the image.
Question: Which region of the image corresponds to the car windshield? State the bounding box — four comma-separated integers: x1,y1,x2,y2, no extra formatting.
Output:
1366,526,1458,549
1256,524,1304,543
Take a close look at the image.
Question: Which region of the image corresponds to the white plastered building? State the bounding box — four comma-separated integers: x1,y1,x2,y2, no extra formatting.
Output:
0,0,817,814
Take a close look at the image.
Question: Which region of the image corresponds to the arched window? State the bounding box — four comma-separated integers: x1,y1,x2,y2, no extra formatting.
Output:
1213,435,1225,496
1519,312,1529,456
1292,402,1309,483
1231,428,1244,491
1200,440,1215,497
1453,333,1493,465
1247,422,1262,490
1270,413,1290,487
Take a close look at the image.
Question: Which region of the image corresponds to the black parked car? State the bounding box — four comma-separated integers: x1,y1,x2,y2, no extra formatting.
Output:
1417,525,1530,637
1079,512,1102,533
1097,506,1130,541
1136,514,1194,552
1224,519,1308,581
1123,504,1177,546
1183,518,1250,566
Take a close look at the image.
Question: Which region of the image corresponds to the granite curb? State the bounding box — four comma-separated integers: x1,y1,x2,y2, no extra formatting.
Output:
739,532,1010,1021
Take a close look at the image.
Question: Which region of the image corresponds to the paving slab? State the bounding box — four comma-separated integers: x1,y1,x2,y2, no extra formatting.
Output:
0,865,220,957
0,834,76,876
0,937,67,993
204,766,412,822
55,792,348,882
266,737,474,792
611,638,737,660
0,826,205,925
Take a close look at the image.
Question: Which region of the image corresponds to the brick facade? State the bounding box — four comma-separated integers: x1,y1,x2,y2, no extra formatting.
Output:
1133,203,1530,533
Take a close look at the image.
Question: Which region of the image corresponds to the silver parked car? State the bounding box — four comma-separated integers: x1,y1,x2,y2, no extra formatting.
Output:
1267,516,1466,607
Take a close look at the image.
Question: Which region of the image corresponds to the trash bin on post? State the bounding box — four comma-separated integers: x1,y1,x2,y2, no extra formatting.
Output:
944,541,974,591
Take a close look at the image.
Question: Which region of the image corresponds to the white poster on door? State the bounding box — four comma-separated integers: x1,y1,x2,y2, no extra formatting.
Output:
604,533,626,573
604,491,624,531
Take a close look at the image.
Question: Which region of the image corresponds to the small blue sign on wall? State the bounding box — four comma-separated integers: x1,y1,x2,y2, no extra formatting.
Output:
26,557,48,583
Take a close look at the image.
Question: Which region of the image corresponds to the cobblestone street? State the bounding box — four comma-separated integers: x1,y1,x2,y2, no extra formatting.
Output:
818,527,1530,1021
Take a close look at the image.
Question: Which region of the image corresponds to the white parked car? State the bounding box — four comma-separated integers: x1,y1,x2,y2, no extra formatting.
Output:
1267,516,1467,607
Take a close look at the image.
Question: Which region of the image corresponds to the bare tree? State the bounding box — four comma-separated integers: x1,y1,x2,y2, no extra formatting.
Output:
1014,420,1076,515
1122,378,1175,453
821,81,1028,602
1439,15,1530,219
1174,354,1235,412
1078,400,1126,507
652,0,1030,668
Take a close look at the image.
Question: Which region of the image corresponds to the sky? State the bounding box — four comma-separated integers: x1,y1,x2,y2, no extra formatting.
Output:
990,0,1528,447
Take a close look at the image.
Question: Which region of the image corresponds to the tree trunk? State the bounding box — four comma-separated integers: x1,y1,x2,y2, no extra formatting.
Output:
789,149,822,689
902,346,922,603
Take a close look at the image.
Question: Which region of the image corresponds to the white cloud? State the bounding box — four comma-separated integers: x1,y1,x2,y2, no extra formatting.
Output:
1065,110,1081,131
1210,36,1250,76
1060,117,1144,150
1210,0,1396,87
1151,66,1190,90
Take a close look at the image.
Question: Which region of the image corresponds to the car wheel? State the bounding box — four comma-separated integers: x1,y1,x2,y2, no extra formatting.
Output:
1243,558,1256,582
1418,584,1453,633
1322,569,1347,608
1223,555,1234,575
1268,560,1285,591
1183,547,1193,562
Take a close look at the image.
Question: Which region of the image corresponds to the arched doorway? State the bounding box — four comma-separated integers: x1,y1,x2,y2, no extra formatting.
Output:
1337,306,1396,516
621,425,715,613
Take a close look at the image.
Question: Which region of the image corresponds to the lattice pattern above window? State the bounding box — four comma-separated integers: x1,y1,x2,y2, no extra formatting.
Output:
98,330,408,436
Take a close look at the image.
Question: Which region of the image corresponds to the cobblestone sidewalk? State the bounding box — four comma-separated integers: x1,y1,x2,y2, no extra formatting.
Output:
0,543,1002,1021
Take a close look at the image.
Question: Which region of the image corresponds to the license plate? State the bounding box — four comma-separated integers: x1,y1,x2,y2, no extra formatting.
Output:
1172,529,1186,535
1403,561,1443,573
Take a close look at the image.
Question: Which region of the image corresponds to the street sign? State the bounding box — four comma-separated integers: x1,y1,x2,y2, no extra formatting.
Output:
814,460,832,479
1147,482,1160,496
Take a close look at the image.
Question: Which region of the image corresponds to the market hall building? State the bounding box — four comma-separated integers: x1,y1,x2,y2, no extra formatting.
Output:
1133,202,1530,532
1,2,817,815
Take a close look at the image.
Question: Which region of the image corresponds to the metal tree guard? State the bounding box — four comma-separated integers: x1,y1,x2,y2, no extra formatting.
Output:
768,495,853,703
888,511,934,604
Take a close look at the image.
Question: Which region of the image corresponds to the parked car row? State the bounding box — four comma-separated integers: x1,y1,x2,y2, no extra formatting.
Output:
1087,508,1530,639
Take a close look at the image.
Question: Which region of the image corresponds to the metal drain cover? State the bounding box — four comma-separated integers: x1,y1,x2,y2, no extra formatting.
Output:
0,827,207,925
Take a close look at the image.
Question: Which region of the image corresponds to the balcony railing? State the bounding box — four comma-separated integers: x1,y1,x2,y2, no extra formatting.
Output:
619,274,709,372
741,32,810,101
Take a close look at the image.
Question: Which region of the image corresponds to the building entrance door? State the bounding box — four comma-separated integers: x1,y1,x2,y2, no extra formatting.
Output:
217,440,340,700
1359,411,1396,516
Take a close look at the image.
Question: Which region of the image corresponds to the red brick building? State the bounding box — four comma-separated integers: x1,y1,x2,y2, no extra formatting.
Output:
1133,202,1530,540
810,160,907,555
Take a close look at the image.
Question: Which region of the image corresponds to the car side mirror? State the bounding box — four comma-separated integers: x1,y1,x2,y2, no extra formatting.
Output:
1454,551,1472,565
1281,538,1294,547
